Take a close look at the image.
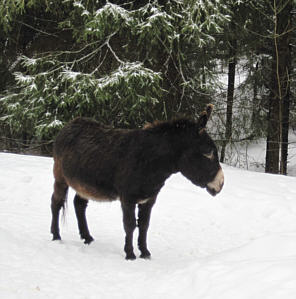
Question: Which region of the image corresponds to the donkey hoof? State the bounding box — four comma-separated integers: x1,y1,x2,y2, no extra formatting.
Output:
125,253,136,260
52,234,61,241
83,236,94,245
140,250,151,259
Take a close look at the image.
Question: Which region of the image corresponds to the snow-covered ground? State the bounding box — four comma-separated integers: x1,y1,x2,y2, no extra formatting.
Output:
1,152,296,299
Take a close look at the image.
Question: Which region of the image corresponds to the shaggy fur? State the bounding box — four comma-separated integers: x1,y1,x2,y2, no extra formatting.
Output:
50,104,223,259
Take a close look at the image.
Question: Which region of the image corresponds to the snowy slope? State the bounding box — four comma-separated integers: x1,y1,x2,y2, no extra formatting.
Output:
0,153,296,299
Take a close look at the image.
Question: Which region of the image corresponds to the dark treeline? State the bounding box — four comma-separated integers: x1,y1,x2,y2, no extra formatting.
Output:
0,0,295,174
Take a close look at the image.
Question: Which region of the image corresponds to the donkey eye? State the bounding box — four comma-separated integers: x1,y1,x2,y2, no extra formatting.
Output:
203,151,214,160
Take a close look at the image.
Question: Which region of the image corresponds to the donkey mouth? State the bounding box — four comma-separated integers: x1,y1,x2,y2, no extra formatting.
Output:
206,168,224,196
206,186,220,196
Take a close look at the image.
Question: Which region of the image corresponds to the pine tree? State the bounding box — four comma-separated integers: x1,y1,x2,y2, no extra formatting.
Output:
0,0,229,151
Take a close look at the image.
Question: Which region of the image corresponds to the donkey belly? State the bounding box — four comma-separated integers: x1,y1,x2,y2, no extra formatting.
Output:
60,155,119,202
66,178,118,202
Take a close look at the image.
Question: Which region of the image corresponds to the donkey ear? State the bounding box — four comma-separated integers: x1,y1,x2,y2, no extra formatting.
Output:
206,104,214,119
197,104,214,129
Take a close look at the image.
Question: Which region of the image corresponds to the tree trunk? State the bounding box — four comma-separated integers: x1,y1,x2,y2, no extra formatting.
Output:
220,27,237,163
265,0,292,174
281,80,290,175
280,38,292,174
265,70,280,173
251,61,259,125
279,2,292,175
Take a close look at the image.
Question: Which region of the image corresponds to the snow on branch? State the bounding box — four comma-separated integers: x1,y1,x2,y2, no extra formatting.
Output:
73,1,90,16
95,2,132,23
21,56,38,67
137,4,174,33
14,72,34,84
96,62,161,90
47,119,63,128
61,70,82,81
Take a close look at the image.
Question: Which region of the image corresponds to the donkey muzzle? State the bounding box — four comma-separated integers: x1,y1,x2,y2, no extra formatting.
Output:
206,168,224,196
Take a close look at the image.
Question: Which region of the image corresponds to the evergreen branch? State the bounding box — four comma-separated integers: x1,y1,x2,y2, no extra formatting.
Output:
15,20,59,38
106,41,124,65
91,49,109,75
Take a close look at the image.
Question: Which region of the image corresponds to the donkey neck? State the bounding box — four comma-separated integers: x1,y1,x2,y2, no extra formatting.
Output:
141,125,194,174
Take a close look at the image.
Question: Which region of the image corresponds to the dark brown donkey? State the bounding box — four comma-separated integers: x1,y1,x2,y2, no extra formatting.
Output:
50,104,224,259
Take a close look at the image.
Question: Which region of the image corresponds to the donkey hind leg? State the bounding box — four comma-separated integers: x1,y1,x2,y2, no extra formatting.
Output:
121,201,137,260
51,181,68,241
137,197,156,259
74,194,94,244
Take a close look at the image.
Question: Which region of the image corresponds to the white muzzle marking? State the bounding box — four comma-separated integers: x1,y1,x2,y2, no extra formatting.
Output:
207,168,224,195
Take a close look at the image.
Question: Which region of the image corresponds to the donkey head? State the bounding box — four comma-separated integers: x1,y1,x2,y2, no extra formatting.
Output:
178,104,224,196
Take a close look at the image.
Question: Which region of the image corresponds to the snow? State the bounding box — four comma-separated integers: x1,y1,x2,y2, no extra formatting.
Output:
0,153,296,299
96,62,160,89
14,72,34,84
95,3,132,23
61,70,82,81
47,119,63,128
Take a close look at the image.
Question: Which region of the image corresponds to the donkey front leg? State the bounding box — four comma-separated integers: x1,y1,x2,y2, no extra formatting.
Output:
121,201,137,260
74,194,94,244
137,197,156,259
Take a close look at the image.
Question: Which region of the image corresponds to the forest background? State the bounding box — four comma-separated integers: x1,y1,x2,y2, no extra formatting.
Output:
0,0,295,175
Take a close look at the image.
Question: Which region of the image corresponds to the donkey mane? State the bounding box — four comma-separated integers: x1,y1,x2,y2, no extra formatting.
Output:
143,118,196,131
143,103,214,131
